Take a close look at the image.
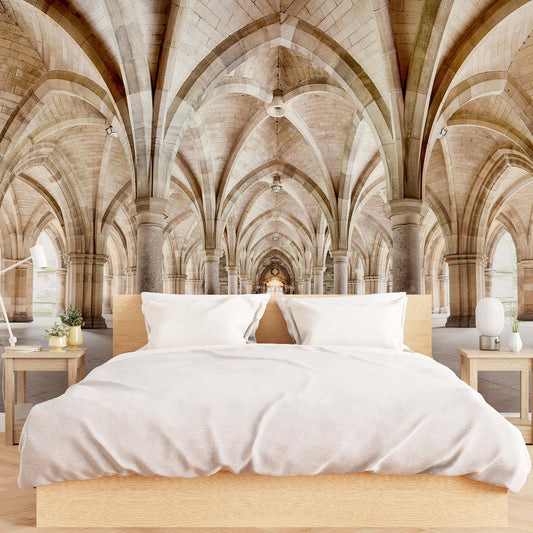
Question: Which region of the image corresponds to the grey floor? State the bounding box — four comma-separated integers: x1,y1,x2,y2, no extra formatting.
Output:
0,315,531,414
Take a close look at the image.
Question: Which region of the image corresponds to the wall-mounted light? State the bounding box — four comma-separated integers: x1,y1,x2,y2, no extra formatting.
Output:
437,127,447,139
105,125,118,138
271,174,282,193
272,235,279,241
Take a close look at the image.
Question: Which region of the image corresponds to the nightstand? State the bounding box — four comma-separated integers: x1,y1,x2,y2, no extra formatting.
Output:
2,347,87,445
459,347,533,444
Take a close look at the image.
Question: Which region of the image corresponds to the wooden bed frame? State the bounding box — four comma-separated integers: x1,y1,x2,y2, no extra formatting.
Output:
36,294,508,528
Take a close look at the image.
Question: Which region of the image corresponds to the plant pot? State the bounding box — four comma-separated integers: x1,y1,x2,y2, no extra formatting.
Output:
48,336,67,351
510,332,523,352
67,325,83,348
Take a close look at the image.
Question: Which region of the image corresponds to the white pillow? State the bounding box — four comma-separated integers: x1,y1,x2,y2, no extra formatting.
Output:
277,294,407,349
140,293,270,349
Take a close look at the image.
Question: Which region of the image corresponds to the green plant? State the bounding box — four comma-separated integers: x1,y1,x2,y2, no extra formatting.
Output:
60,305,84,327
512,312,520,333
44,322,71,338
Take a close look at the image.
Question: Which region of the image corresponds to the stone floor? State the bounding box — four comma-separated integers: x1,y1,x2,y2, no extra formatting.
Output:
0,314,531,414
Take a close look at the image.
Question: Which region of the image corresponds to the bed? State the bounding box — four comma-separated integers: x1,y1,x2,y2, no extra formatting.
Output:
29,294,519,528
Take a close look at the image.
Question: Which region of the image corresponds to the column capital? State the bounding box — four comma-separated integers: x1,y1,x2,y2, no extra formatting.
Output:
386,199,424,226
67,253,109,265
204,248,223,261
312,266,326,275
330,250,348,262
517,259,533,268
135,197,168,227
226,266,239,275
444,253,485,265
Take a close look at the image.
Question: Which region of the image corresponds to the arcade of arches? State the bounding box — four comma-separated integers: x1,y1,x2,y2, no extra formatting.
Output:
0,0,532,328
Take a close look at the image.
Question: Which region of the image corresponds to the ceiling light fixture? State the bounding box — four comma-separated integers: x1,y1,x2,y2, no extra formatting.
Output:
437,127,447,139
105,125,118,138
271,174,282,193
272,235,279,241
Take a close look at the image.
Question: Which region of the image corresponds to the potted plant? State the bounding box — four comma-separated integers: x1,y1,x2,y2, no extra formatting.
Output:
60,305,84,348
510,308,522,352
44,322,71,351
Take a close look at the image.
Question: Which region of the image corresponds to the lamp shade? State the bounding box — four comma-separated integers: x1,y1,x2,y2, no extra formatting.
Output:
30,245,47,269
475,297,504,336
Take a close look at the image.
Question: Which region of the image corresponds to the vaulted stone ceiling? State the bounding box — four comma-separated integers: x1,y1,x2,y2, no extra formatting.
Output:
1,0,533,326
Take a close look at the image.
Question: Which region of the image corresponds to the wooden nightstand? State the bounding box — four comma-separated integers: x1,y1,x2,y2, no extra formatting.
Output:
459,347,533,444
2,347,87,445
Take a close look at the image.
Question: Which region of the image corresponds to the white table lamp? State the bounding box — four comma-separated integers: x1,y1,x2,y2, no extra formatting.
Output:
0,245,47,347
475,297,504,350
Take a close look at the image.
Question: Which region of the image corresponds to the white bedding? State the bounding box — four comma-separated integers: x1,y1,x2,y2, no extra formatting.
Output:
18,344,531,491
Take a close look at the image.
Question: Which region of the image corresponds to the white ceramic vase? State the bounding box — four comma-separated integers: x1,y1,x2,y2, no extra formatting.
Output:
509,332,523,352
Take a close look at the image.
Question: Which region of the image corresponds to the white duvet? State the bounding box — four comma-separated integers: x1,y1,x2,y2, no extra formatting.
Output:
19,344,531,491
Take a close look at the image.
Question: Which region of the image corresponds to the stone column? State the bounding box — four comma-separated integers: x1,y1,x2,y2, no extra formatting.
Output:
12,264,33,322
484,262,495,298
66,253,108,328
126,267,137,294
239,277,248,294
438,274,449,314
313,267,325,294
116,272,127,295
204,249,222,295
347,279,356,294
517,260,533,320
445,253,484,327
425,274,438,313
304,275,312,295
227,267,239,295
387,199,423,294
331,251,348,294
246,280,254,294
135,198,167,293
296,278,305,294
364,275,380,294
176,274,187,294
103,274,113,314
55,267,67,316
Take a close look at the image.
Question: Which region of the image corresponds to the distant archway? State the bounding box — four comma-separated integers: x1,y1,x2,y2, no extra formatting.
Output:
33,232,60,317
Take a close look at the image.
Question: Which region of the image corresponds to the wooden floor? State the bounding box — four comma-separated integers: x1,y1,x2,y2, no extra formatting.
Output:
1,437,532,533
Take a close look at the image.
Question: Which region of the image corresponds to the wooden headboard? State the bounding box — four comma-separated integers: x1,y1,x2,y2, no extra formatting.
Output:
113,294,432,357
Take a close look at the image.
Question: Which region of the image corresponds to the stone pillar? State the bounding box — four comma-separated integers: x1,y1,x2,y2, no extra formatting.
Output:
246,280,254,294
55,267,67,316
364,275,380,294
103,274,113,314
347,279,356,294
445,253,484,327
204,249,222,295
484,262,495,298
12,264,33,322
227,267,239,295
438,274,449,314
387,199,423,294
304,275,312,295
425,274,438,313
357,279,365,294
176,274,187,294
331,251,348,294
313,267,325,294
239,277,248,294
135,198,167,294
126,267,137,294
66,253,108,328
117,272,127,294
296,278,305,294
517,260,533,320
